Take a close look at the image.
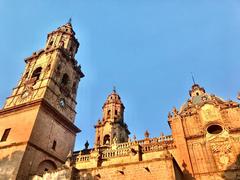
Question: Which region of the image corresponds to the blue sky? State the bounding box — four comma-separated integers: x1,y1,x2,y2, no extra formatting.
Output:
0,0,240,150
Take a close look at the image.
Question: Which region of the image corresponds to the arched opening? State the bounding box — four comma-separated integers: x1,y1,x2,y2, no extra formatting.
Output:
107,110,111,119
103,134,110,145
207,124,223,134
49,41,53,46
37,160,57,176
31,67,42,81
61,73,70,86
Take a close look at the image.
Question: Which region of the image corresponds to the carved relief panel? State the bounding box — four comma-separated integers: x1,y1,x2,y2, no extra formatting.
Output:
200,104,221,124
206,130,236,171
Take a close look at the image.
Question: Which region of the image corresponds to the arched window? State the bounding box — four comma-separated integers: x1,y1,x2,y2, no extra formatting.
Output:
115,110,118,115
37,160,57,176
31,67,42,81
49,41,53,46
103,134,110,145
61,73,70,86
107,110,111,119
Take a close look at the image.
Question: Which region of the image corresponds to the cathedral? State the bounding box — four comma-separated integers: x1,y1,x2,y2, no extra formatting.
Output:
0,22,240,180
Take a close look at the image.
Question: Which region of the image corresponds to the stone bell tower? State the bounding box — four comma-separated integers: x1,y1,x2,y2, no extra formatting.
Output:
94,88,130,147
168,84,240,179
0,21,84,179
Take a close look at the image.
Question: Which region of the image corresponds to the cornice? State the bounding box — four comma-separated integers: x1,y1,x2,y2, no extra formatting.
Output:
0,99,81,134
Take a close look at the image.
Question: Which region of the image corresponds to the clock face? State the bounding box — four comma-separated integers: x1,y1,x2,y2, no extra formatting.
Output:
21,90,30,99
59,98,65,108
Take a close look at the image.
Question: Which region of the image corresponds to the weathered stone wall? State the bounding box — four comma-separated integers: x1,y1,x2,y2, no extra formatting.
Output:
31,167,77,180
0,146,25,180
0,105,39,179
78,158,182,180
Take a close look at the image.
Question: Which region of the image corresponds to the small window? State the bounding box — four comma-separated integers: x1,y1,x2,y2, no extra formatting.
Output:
107,110,111,115
31,67,42,81
115,110,118,115
1,128,11,142
52,140,57,150
61,74,69,86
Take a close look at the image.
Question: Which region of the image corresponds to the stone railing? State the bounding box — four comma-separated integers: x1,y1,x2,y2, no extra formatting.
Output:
72,135,175,163
141,136,175,153
115,142,131,149
73,154,90,162
115,135,174,148
101,148,130,159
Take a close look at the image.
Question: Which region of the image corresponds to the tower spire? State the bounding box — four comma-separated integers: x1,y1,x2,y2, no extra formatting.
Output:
191,72,196,85
113,86,116,93
68,17,72,24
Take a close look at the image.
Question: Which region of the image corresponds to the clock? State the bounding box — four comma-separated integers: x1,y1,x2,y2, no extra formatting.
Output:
21,90,30,99
59,98,66,108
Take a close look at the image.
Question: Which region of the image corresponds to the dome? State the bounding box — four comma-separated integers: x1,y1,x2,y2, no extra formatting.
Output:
103,88,124,108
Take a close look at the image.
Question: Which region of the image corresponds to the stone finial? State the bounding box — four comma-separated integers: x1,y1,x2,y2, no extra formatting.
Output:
172,107,178,116
113,86,116,93
168,112,172,118
97,119,101,124
68,17,72,24
133,134,137,141
144,130,150,138
160,132,164,137
85,140,89,149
